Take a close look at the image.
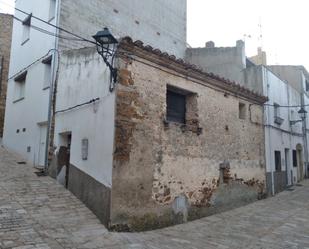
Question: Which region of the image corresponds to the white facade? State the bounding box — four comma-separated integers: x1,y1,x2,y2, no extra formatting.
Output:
54,48,115,187
3,0,58,166
263,67,304,193
268,65,309,182
4,0,187,172
58,0,187,58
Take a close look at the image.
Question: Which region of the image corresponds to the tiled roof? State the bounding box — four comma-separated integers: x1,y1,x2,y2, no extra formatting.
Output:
119,37,268,104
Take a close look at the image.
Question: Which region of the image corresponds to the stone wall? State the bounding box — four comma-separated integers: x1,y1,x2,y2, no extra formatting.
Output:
110,41,267,231
0,14,13,137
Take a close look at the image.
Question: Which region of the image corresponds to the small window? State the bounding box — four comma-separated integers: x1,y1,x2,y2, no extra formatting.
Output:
274,103,280,117
293,150,298,167
22,14,32,45
275,151,281,171
166,88,186,124
81,138,89,160
239,102,246,120
42,55,52,89
306,80,309,92
14,71,27,102
49,0,56,21
274,103,284,125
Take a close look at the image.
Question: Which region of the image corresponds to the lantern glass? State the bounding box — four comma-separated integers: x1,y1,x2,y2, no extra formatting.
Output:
298,107,307,120
93,28,118,45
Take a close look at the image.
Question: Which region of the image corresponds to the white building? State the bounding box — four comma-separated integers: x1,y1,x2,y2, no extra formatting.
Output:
4,0,187,168
262,67,304,193
268,65,309,183
3,0,58,167
186,43,308,194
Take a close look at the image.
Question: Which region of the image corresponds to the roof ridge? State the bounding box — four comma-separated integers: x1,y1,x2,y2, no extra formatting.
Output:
119,37,268,104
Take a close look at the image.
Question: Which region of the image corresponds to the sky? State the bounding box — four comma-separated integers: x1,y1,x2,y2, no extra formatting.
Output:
1,0,309,69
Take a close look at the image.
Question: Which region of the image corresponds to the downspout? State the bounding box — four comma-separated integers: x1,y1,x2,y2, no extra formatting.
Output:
263,67,275,195
0,57,3,95
44,0,61,172
305,116,309,178
287,80,292,186
301,90,309,179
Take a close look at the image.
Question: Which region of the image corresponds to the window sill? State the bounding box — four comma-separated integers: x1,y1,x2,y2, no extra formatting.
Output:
163,119,203,135
13,97,25,103
164,119,185,126
274,116,284,125
21,38,30,46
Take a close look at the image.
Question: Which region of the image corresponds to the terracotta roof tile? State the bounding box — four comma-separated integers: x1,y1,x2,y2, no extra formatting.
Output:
119,37,268,104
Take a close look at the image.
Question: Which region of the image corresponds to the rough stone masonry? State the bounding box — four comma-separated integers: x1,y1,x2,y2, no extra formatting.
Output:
0,14,13,137
110,38,268,231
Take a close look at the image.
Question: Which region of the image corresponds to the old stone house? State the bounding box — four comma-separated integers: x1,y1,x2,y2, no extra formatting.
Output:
0,14,13,137
52,37,267,231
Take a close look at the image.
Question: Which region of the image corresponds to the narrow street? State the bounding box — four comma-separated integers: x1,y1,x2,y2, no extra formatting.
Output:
0,146,309,249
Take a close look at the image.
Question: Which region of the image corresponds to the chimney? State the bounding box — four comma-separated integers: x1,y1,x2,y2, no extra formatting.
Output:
236,40,245,48
258,47,262,54
205,41,215,48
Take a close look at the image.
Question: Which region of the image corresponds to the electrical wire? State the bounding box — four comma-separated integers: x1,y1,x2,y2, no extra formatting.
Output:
4,0,308,109
8,50,55,80
55,98,100,114
13,16,88,42
264,103,308,108
0,0,96,45
1,0,187,48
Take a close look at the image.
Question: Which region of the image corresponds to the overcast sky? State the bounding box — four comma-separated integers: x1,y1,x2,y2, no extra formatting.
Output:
1,0,309,69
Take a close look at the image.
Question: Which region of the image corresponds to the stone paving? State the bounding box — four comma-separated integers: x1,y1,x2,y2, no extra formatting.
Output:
0,146,309,249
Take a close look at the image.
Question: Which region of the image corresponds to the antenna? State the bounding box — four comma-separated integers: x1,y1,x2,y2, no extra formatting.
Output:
258,16,263,49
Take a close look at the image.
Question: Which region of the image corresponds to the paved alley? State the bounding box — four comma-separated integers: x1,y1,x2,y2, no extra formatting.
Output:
0,146,309,249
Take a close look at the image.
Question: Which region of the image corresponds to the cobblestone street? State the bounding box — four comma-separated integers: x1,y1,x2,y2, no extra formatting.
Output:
0,146,309,249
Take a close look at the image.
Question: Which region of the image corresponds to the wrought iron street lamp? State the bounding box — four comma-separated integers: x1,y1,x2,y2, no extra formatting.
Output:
93,28,118,92
298,107,307,120
290,107,308,125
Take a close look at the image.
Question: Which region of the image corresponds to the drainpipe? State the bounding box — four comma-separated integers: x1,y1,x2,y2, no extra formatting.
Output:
287,80,292,186
301,95,309,178
302,117,308,178
263,67,275,195
0,57,3,95
44,0,61,172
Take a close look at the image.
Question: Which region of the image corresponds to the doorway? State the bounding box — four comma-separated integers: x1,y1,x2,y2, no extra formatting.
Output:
284,149,291,186
296,144,304,181
38,124,47,168
57,132,71,188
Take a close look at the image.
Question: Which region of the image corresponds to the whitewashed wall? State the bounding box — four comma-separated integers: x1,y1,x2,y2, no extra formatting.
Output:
263,67,303,189
54,48,115,187
3,0,58,165
58,0,187,58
